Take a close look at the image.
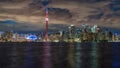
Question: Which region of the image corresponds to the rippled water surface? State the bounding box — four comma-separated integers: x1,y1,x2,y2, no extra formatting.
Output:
0,42,120,68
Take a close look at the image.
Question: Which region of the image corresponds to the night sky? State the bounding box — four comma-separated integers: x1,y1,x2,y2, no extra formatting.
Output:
0,0,120,33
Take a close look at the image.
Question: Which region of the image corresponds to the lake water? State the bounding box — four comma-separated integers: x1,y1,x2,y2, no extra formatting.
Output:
0,42,120,68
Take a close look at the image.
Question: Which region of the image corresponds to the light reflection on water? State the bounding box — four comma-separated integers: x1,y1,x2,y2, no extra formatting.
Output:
42,42,52,68
75,42,81,68
24,45,34,68
0,42,119,68
8,46,18,68
91,42,98,68
68,42,75,68
113,42,119,68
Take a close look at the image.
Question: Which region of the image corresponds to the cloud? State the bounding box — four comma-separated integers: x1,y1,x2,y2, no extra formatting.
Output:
0,0,120,32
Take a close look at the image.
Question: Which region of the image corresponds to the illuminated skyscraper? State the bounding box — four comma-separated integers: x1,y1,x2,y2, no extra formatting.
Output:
68,24,76,39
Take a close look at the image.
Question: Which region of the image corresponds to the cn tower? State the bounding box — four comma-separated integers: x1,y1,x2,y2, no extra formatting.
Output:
41,0,50,41
45,6,49,41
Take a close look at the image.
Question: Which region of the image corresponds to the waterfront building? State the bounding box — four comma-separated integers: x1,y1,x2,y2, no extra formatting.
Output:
68,24,76,39
0,31,4,38
0,24,119,42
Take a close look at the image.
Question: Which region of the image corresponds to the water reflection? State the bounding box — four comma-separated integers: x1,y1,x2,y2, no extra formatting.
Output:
81,42,92,68
113,42,119,68
24,45,34,68
68,42,75,68
9,46,18,68
0,42,119,68
75,42,81,68
42,42,52,68
51,42,68,68
91,42,98,68
4,45,18,68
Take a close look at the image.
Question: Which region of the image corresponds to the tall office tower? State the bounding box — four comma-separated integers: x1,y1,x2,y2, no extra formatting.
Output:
68,24,76,39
